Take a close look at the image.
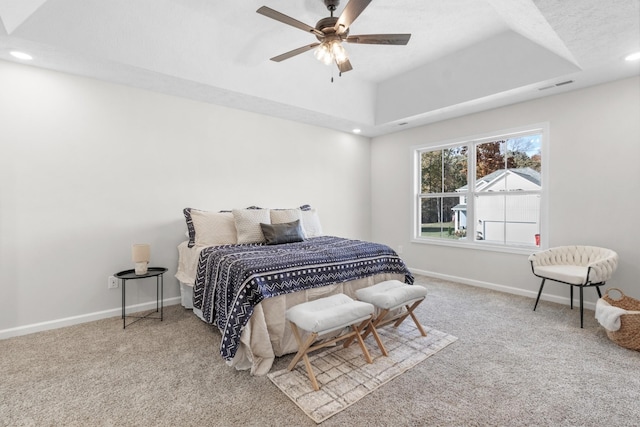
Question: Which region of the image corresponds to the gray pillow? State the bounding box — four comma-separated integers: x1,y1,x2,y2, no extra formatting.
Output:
260,220,305,245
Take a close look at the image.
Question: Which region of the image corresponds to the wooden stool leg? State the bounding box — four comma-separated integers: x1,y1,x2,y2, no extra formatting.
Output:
351,319,373,364
392,300,427,336
343,319,388,357
392,312,410,328
345,308,390,348
363,308,389,340
367,319,389,356
288,335,317,371
302,352,319,391
288,323,317,370
288,323,320,391
409,309,427,337
406,300,427,336
392,301,418,327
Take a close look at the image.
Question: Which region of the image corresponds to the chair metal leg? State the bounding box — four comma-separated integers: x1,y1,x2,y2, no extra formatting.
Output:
570,286,574,309
579,286,584,328
532,273,608,328
533,278,546,311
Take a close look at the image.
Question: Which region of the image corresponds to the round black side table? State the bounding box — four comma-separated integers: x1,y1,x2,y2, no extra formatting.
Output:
115,267,168,329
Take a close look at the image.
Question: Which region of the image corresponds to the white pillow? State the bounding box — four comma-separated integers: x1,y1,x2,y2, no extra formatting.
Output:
190,210,237,246
233,208,271,244
301,208,323,237
270,208,302,224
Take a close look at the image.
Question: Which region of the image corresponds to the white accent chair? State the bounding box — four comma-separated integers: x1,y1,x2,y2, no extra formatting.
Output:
529,246,619,328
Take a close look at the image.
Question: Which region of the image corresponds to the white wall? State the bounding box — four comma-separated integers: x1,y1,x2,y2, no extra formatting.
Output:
371,76,640,305
0,60,372,335
2,58,638,337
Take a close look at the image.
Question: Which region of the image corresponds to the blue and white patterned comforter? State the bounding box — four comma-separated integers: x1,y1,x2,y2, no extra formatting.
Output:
192,236,413,361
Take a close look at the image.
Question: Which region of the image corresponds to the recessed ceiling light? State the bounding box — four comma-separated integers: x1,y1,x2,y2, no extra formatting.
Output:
10,51,33,60
352,128,361,134
624,51,640,62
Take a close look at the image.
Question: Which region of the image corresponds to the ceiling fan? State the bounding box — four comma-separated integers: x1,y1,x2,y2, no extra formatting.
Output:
257,0,411,74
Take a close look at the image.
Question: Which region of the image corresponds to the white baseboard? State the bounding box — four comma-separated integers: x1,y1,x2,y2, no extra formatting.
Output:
0,297,182,341
3,271,597,341
410,268,597,310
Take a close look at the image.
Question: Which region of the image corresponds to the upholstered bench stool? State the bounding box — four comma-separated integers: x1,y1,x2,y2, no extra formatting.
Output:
354,280,428,349
286,293,385,391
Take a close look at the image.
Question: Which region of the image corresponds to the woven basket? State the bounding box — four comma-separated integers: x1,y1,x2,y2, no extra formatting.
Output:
601,288,640,351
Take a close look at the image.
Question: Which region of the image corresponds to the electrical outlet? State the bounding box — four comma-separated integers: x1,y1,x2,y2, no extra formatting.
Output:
108,276,118,289
397,245,403,254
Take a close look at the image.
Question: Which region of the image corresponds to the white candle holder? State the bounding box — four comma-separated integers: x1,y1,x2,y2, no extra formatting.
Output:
134,261,149,275
132,244,151,275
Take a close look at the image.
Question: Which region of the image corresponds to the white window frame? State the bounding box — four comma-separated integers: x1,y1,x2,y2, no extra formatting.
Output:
411,123,549,255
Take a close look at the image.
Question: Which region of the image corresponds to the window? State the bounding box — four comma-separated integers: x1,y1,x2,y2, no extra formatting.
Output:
413,125,546,251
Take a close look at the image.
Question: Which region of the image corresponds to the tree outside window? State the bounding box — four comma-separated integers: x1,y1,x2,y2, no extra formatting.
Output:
416,129,543,249
419,146,467,239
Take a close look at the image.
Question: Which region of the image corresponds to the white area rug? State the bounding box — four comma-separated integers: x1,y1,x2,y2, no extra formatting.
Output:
267,322,458,423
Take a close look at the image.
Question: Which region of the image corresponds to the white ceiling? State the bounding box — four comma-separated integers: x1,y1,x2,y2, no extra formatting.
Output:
0,0,638,136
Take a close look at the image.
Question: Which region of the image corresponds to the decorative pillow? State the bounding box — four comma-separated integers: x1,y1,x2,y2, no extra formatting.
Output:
260,220,305,245
190,210,237,246
300,208,323,237
184,208,197,247
270,208,302,224
233,208,271,244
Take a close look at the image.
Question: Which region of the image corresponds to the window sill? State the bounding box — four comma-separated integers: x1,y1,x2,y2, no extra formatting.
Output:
410,237,542,255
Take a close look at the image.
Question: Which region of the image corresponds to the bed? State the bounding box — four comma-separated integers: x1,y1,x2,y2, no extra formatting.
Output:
175,206,413,375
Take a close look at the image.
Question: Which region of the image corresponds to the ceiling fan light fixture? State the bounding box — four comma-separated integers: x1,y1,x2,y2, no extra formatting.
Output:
314,40,349,65
331,41,348,64
314,42,333,65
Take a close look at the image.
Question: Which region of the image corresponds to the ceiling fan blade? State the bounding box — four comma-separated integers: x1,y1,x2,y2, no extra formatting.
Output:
334,0,372,33
337,59,353,73
345,34,411,45
270,43,320,62
257,6,324,37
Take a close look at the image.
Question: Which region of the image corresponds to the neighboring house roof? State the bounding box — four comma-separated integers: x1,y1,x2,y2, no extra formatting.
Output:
457,167,541,191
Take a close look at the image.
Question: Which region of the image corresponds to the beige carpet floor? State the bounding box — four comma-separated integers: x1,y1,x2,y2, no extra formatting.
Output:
1,275,639,426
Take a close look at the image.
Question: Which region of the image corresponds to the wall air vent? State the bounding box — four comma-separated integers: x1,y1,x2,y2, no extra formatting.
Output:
538,80,574,91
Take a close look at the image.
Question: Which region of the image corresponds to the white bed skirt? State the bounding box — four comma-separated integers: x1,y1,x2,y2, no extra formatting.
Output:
180,282,194,309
